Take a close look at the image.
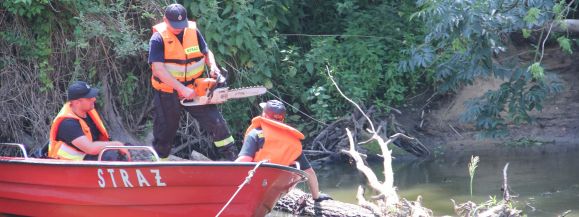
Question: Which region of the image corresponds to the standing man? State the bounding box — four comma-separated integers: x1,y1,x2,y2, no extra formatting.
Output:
148,3,237,160
48,81,127,161
235,100,332,202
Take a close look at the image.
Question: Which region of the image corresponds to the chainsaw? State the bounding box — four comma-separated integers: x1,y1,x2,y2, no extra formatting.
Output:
180,77,266,106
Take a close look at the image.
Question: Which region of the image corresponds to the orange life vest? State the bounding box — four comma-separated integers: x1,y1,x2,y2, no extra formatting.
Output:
48,102,110,160
244,116,304,166
151,21,206,93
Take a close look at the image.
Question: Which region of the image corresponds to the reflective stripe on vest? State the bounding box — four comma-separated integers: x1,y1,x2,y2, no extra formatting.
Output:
48,102,110,160
244,116,304,166
151,21,206,93
214,136,235,148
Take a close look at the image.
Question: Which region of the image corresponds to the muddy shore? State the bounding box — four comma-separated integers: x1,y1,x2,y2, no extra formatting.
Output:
393,47,579,159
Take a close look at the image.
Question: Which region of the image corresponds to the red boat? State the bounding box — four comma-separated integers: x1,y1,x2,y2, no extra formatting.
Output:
0,144,307,217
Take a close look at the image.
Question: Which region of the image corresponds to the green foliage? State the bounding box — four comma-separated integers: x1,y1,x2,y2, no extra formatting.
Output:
522,29,532,38
276,1,429,134
2,0,50,19
528,62,544,80
69,1,147,58
183,1,429,138
408,0,567,138
524,7,541,25
119,74,139,107
1,0,157,145
557,36,572,54
182,0,294,133
14,0,566,151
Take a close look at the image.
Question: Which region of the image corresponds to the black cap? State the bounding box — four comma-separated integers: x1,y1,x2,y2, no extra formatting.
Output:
67,81,99,101
164,4,188,29
260,100,286,121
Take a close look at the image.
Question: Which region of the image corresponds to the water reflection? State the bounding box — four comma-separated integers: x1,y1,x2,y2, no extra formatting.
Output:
273,151,579,217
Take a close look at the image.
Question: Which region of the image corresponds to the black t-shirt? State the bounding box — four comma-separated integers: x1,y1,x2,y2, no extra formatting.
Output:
239,128,311,170
56,116,101,145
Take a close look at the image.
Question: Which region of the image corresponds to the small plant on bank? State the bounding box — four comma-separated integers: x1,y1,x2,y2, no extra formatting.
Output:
468,155,480,197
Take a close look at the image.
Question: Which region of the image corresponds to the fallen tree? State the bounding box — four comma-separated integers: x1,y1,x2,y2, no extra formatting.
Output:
272,66,433,216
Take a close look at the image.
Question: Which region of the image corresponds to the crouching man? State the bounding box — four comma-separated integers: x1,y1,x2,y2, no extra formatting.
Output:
235,100,332,202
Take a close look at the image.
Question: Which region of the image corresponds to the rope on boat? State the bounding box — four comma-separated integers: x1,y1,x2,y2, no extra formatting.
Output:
215,160,268,217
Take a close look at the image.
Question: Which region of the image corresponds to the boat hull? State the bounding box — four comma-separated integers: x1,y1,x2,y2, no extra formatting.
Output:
0,158,306,217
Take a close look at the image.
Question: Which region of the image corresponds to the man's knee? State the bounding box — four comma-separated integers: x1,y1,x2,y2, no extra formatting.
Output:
152,143,172,158
100,150,128,161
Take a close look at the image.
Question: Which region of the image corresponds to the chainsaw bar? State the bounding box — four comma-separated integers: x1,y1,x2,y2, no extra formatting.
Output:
181,86,267,106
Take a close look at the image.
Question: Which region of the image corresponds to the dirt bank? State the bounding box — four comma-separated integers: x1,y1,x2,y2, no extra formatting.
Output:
397,47,579,158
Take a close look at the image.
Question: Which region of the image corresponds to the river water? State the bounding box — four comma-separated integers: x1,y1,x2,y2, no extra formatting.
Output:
284,150,579,217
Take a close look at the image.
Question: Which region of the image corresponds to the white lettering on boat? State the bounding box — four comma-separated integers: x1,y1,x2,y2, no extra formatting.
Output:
97,168,166,188
119,169,133,187
97,169,105,188
151,169,167,186
107,169,118,188
136,169,151,187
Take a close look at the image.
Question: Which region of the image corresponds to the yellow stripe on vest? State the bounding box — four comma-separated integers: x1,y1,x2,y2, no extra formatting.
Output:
214,136,234,147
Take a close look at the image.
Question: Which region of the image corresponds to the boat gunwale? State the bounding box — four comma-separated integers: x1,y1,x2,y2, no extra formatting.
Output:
0,157,309,179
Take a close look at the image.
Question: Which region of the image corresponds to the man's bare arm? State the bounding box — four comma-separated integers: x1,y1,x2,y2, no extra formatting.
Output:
234,155,253,162
71,136,125,155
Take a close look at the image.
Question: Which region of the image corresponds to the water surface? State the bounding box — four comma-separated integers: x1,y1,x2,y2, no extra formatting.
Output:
301,150,579,217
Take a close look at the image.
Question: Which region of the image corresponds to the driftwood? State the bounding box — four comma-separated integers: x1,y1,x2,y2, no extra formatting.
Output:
275,188,378,217
318,66,432,216
451,163,522,217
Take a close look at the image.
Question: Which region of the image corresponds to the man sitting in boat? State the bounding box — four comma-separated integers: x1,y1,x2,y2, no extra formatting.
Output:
48,81,127,161
235,100,332,202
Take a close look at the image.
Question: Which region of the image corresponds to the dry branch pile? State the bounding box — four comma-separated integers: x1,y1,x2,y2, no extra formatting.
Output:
304,106,430,164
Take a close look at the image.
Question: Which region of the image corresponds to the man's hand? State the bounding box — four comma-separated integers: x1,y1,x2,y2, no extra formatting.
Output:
209,65,221,79
314,193,333,203
109,141,129,156
177,86,196,100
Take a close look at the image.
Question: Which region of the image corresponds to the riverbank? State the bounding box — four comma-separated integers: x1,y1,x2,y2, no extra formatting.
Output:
389,46,579,159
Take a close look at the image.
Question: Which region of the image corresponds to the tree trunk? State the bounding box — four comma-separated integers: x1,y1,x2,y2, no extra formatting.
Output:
557,19,579,33
275,188,378,217
100,78,141,145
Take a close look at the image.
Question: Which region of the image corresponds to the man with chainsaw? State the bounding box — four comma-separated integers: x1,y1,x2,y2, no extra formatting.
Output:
235,100,332,202
148,3,238,160
48,81,128,161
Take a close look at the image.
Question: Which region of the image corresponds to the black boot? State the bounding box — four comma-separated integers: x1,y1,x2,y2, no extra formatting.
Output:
217,144,238,161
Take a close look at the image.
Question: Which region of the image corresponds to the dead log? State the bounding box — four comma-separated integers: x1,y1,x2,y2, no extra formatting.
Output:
557,19,579,33
275,188,378,217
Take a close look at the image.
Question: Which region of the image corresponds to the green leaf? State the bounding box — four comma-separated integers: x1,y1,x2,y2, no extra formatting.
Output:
528,62,544,80
522,29,531,38
523,8,541,25
264,79,273,89
305,62,314,74
222,4,232,16
557,36,572,54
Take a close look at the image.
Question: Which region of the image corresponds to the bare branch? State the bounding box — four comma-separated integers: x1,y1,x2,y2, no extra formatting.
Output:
326,65,376,133
341,129,383,192
502,163,510,202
